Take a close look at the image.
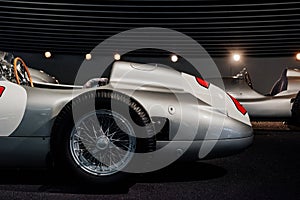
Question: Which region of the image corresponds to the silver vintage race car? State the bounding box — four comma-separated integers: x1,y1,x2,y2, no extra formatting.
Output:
223,68,300,123
0,52,253,185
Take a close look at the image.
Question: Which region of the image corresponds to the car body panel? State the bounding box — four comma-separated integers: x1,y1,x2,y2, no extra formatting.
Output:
0,137,49,167
0,59,253,167
110,61,251,126
0,81,27,136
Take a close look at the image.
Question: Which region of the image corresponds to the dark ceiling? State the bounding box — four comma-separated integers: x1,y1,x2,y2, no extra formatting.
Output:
1,0,300,57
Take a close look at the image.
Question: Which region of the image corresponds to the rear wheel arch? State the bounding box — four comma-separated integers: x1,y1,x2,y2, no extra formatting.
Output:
50,89,156,185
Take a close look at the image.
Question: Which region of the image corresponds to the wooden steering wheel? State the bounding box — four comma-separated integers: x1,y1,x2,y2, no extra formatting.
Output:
13,57,34,87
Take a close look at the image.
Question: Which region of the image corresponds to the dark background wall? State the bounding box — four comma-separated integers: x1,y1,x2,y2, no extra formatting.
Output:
14,52,300,94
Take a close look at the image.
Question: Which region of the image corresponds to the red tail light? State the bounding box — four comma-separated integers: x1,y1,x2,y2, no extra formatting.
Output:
196,77,210,89
0,86,5,97
227,93,247,115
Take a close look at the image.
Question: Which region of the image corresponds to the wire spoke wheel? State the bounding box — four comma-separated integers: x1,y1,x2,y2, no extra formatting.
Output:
70,109,136,176
51,90,156,185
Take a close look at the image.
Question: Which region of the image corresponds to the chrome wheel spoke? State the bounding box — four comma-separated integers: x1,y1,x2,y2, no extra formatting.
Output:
74,133,94,145
76,126,96,142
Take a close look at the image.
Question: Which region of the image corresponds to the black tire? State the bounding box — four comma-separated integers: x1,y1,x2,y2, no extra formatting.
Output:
51,90,156,186
291,91,300,125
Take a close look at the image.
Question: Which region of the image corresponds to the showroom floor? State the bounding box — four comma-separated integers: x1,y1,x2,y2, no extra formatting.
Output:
0,124,299,200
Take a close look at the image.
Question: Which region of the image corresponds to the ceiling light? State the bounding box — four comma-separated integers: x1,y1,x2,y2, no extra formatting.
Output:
171,54,178,63
85,53,92,60
296,53,300,61
114,53,121,61
233,53,241,62
44,51,51,58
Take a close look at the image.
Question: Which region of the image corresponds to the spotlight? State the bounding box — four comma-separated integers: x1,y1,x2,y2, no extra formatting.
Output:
44,51,51,58
114,53,121,61
233,53,241,62
85,53,92,60
171,54,178,63
296,53,300,61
